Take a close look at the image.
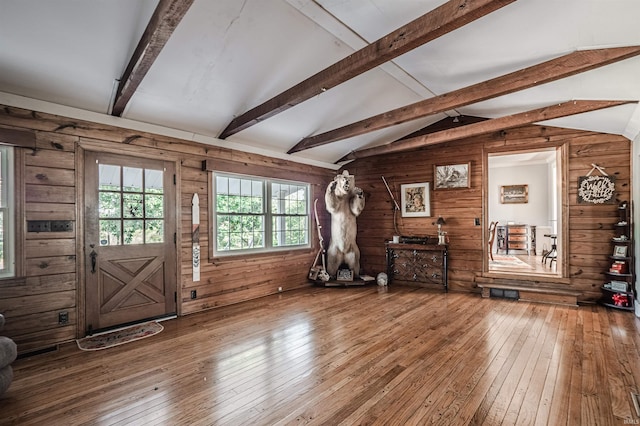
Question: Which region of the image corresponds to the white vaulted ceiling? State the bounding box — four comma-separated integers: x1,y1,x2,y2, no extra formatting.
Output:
1,0,639,169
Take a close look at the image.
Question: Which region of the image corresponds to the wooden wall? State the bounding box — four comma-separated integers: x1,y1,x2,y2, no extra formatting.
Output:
0,105,334,354
346,125,632,302
0,104,632,354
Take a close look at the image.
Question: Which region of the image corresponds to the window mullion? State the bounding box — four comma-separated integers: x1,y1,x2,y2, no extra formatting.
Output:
265,180,272,249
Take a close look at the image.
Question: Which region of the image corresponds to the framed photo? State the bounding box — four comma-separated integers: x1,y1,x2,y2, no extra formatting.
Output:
613,245,627,257
434,163,470,189
500,184,529,204
401,182,431,217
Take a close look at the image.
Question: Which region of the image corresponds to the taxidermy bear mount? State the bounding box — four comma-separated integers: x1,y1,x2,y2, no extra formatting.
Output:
325,170,366,278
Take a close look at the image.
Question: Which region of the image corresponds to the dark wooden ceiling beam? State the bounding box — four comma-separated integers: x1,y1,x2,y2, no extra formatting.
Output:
111,0,194,117
0,127,36,149
219,0,517,139
393,115,488,141
337,100,635,162
290,46,640,153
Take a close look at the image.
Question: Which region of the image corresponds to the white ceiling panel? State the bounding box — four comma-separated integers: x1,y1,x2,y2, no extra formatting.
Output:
0,0,638,168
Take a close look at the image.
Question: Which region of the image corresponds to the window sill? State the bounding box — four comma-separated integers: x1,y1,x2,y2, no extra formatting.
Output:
210,247,314,264
0,276,26,286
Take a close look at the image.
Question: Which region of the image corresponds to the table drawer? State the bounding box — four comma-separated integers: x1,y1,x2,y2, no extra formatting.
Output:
509,235,527,242
509,242,527,249
508,226,527,234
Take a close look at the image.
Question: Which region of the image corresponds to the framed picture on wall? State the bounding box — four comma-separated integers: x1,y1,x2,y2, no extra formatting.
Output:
434,163,470,189
500,184,528,204
401,182,431,217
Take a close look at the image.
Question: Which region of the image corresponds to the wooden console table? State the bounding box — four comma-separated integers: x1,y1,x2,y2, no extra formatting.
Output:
385,242,448,291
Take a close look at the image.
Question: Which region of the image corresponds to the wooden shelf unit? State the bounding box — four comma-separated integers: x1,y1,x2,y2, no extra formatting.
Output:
600,201,635,310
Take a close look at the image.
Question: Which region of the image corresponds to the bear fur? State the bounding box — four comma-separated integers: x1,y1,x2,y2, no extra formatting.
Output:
325,170,365,277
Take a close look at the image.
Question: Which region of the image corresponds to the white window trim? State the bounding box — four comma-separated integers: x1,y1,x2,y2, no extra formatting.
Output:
212,171,311,257
0,145,15,278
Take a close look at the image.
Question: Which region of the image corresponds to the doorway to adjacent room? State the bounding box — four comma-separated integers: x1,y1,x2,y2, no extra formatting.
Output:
487,148,562,277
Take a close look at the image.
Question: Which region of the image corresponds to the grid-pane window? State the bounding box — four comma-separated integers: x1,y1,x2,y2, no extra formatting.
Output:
214,173,309,255
0,146,14,278
98,164,164,246
271,183,309,247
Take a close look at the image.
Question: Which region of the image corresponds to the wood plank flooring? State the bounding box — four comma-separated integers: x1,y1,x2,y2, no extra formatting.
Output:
1,286,639,425
489,254,560,276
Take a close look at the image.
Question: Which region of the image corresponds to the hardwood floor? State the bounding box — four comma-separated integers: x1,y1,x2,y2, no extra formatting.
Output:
1,286,639,425
489,254,560,276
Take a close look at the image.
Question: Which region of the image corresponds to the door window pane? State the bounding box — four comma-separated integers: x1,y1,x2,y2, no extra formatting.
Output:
98,163,164,245
145,220,164,243
123,193,143,218
123,167,143,192
123,220,144,245
99,164,120,190
145,194,164,218
145,169,163,194
100,220,121,246
99,192,121,218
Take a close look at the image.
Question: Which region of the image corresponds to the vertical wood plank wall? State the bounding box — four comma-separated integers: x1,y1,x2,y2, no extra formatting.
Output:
0,105,334,353
346,125,631,302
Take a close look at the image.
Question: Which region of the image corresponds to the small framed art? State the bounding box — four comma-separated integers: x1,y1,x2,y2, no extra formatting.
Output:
401,182,431,217
434,163,470,189
500,184,528,204
613,245,628,257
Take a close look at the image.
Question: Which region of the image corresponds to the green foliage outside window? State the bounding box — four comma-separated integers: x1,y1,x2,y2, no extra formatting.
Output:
215,174,309,253
98,165,164,246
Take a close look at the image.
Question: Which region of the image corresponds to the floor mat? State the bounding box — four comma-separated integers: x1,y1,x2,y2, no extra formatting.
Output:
76,321,163,351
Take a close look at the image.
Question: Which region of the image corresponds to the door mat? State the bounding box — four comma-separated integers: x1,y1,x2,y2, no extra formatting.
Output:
76,321,163,351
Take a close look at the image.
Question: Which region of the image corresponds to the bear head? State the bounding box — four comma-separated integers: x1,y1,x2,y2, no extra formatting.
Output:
334,170,354,197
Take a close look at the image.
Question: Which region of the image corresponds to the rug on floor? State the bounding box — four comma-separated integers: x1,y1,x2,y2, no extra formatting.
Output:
489,254,533,269
76,321,163,351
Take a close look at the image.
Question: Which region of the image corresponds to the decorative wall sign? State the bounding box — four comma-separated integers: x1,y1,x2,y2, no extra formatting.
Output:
577,175,616,204
192,193,200,282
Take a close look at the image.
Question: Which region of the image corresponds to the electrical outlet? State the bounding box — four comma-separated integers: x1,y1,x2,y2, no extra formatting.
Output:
190,290,197,299
58,311,69,324
474,218,481,226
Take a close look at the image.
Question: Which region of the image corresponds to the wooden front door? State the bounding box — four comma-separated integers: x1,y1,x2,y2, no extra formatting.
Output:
84,152,177,333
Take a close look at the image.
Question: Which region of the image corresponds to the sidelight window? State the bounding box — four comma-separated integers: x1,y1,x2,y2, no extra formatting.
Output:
0,146,14,278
